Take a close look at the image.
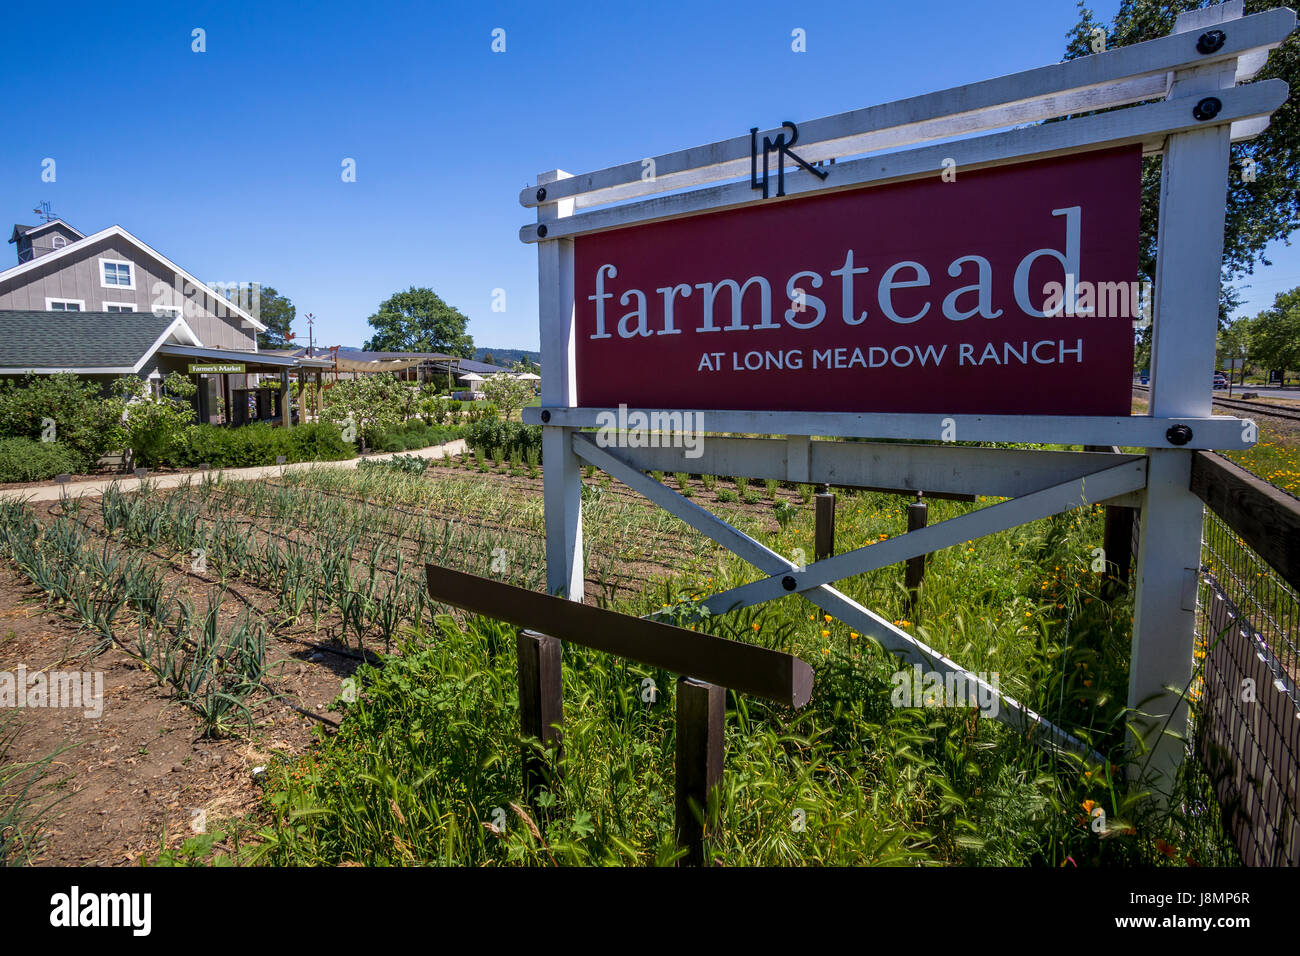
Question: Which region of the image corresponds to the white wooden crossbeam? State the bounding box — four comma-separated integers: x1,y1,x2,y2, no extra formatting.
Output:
574,437,1144,500
521,79,1286,242
520,7,1294,212
699,458,1147,615
571,431,1103,759
525,406,1254,450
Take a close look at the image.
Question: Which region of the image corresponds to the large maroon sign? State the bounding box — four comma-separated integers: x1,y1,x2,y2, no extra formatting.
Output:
574,146,1140,415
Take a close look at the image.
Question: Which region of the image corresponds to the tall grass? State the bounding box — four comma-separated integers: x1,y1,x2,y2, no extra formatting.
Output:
0,467,1240,865
249,478,1239,867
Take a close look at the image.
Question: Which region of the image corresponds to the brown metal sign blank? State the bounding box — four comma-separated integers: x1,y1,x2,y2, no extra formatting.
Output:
425,563,813,708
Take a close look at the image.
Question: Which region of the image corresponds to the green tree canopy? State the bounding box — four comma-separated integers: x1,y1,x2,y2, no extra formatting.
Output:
320,372,406,446
255,286,296,349
1063,0,1300,324
363,287,474,358
479,364,538,420
1249,286,1300,371
1216,316,1253,369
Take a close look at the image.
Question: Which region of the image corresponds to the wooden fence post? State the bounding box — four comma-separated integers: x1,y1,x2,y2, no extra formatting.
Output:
1102,505,1135,599
815,487,836,562
1130,3,1241,800
537,169,585,602
675,677,725,866
517,629,563,810
280,369,291,428
1084,446,1136,599
906,494,928,611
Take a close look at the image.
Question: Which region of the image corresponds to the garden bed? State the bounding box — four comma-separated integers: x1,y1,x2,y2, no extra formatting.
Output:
0,452,1242,866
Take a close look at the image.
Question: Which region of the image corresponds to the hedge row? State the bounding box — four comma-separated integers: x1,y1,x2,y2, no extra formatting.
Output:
464,420,542,461
170,422,356,469
375,422,468,454
0,438,85,483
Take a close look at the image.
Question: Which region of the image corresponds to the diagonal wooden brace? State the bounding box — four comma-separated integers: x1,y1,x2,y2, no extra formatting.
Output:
702,458,1148,614
572,432,1111,760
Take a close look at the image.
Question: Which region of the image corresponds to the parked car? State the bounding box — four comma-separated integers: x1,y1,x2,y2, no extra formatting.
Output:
1212,374,1229,389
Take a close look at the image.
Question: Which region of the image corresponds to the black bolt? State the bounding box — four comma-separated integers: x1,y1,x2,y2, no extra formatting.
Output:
782,575,797,591
540,409,551,423
1166,424,1193,446
536,186,547,202
1196,29,1226,55
536,224,548,238
1193,97,1222,121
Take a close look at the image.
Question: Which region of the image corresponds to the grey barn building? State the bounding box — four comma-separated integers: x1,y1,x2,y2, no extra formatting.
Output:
0,220,328,426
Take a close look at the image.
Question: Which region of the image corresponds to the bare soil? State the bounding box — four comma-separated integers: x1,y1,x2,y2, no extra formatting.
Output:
0,542,358,865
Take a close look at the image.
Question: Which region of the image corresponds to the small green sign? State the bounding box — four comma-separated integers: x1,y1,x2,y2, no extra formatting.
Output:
188,362,245,374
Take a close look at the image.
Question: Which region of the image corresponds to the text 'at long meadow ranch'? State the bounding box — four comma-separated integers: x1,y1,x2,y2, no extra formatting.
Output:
576,146,1141,415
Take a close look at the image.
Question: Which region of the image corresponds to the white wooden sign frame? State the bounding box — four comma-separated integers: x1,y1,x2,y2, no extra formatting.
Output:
520,2,1295,794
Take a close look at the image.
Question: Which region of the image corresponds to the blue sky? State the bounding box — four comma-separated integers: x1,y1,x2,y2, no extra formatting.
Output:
3,0,1295,351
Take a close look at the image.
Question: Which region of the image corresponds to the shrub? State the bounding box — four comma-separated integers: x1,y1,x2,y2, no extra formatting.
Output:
0,373,125,467
358,454,429,476
372,423,466,452
173,422,354,469
287,422,354,463
122,374,197,468
0,438,84,483
465,420,541,462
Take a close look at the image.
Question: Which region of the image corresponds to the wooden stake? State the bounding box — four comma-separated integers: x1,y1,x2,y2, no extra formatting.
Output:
280,369,291,428
675,677,724,866
814,488,836,562
906,494,928,610
1102,505,1135,599
516,629,563,810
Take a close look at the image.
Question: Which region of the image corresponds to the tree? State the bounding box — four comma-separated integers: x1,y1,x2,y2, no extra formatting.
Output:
363,287,474,357
1062,1,1300,333
320,372,406,446
479,364,537,420
1249,286,1300,375
482,351,495,367
1217,317,1253,374
255,287,297,349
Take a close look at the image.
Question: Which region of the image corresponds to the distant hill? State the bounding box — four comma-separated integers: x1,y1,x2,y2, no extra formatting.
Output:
474,347,540,367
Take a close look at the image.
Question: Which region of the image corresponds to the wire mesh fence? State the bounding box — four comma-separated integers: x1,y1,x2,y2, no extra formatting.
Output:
1195,509,1300,866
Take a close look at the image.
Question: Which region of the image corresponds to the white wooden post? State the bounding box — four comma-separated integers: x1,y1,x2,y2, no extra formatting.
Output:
1130,1,1241,798
537,170,585,600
